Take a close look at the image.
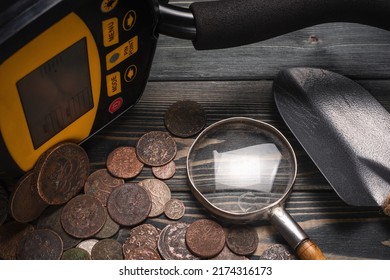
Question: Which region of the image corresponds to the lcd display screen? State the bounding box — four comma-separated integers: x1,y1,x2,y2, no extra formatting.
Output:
17,38,93,149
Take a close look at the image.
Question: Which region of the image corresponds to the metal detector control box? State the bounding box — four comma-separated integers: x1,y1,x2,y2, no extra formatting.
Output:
0,0,158,178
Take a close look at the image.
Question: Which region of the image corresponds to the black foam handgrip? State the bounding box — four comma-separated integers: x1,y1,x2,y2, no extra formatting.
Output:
190,0,390,50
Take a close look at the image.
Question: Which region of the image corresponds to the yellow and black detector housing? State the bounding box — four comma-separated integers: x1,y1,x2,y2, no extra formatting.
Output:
0,0,158,182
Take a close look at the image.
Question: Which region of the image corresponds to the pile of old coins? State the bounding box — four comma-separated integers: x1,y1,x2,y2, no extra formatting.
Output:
0,100,296,260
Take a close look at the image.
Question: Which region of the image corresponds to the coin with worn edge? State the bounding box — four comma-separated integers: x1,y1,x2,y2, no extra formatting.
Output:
84,169,124,206
34,142,89,205
9,172,48,223
185,219,225,258
136,131,177,166
76,239,99,255
260,244,297,260
139,179,171,217
225,226,259,256
157,223,198,260
61,247,91,260
123,224,160,259
152,161,176,180
126,246,161,260
211,245,249,260
61,195,106,238
94,208,120,239
17,229,63,260
164,100,206,137
107,183,151,226
0,222,34,260
91,239,123,260
106,147,144,179
164,198,185,220
0,184,8,225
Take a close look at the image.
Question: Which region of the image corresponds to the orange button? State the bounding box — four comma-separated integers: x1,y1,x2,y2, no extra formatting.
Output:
106,72,122,96
102,18,119,47
101,0,119,13
123,10,136,31
106,36,138,70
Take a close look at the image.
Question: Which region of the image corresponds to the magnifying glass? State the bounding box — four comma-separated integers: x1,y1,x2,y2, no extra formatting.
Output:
186,117,325,260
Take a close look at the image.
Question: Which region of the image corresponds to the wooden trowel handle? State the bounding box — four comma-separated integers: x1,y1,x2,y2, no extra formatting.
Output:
296,239,326,260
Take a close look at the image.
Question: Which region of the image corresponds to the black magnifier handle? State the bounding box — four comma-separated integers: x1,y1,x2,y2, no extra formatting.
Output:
158,0,390,50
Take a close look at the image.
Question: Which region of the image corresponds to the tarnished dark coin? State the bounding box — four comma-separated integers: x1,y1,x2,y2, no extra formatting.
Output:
0,221,34,259
136,131,177,167
123,224,160,259
9,172,48,223
164,198,185,220
37,205,80,250
61,194,106,238
157,223,198,260
185,219,225,258
84,169,124,206
211,245,249,260
76,239,99,255
139,179,171,217
126,246,161,260
106,147,144,179
17,229,63,260
94,208,120,239
91,239,123,260
0,184,8,225
61,247,91,260
260,244,297,260
107,183,151,226
164,100,206,137
152,161,176,180
113,228,131,245
34,142,89,205
226,226,259,256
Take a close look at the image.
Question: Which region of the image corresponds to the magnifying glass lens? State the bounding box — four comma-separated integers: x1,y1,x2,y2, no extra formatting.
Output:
187,118,296,214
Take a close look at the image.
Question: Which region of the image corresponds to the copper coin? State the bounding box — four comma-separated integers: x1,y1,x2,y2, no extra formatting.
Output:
152,161,176,180
61,194,106,238
61,247,91,260
164,100,206,137
107,183,151,226
126,246,161,260
0,221,34,259
76,239,99,255
157,223,198,260
164,198,185,220
91,239,123,260
34,142,89,205
136,131,177,166
260,244,297,260
0,184,8,225
139,179,171,217
36,205,80,250
226,226,259,255
123,224,160,259
185,219,225,258
17,229,63,260
84,169,124,206
211,245,249,260
94,208,120,239
106,147,144,179
9,172,48,223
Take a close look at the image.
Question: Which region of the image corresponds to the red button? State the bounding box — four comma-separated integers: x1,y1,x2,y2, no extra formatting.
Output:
109,97,123,114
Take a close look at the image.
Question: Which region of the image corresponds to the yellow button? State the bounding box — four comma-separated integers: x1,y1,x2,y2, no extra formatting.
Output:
101,0,119,13
102,18,119,47
123,10,136,31
106,36,138,70
106,72,122,96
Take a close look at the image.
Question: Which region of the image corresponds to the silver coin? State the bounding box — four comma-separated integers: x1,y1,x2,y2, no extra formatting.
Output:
76,239,99,255
157,223,199,260
259,244,297,260
164,199,185,220
138,179,171,217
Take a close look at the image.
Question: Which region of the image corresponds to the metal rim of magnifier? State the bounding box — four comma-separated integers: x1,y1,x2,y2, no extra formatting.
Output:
186,117,297,224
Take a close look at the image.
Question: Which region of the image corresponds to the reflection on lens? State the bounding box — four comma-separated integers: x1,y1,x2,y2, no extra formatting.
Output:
187,118,296,215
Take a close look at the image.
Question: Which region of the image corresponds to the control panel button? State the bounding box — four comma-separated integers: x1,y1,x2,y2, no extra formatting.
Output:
105,36,138,70
109,97,123,114
123,10,136,31
101,0,119,13
102,18,119,47
124,65,137,83
106,72,122,96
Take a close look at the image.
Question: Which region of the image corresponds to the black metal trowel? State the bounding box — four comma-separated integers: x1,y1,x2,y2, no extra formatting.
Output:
273,67,390,208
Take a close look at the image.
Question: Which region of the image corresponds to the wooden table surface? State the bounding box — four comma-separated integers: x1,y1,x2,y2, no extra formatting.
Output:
83,0,390,260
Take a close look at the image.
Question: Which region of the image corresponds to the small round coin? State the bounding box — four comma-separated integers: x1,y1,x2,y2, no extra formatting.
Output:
106,147,144,179
94,209,120,239
260,244,297,260
185,219,225,258
225,226,259,256
107,183,151,226
126,247,161,260
0,221,34,260
34,142,89,205
123,224,160,259
152,161,176,180
91,239,123,260
136,131,177,166
164,100,206,137
9,172,48,223
138,179,171,217
84,169,124,206
61,195,106,239
61,247,91,260
164,199,185,220
17,229,63,260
